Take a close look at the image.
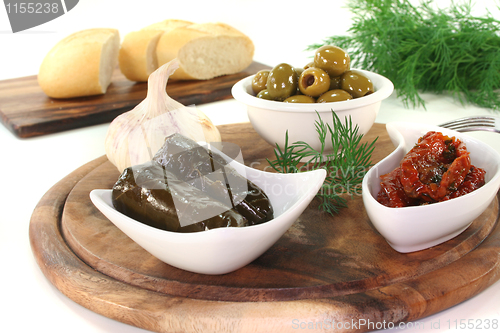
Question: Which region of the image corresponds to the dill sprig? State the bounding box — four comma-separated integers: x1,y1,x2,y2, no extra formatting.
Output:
267,111,377,215
308,0,500,110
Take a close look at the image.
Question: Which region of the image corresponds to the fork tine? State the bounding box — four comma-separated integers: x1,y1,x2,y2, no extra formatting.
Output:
443,121,495,130
444,125,495,133
439,116,495,128
438,115,499,133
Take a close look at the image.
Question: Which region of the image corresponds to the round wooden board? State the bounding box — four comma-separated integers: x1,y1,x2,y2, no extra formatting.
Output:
30,123,500,333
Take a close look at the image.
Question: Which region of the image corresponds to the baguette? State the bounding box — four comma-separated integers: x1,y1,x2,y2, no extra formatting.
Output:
38,28,120,99
118,30,163,82
141,19,193,31
119,20,192,82
156,22,255,80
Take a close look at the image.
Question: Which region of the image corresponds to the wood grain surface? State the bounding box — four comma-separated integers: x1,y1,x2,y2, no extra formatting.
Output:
0,62,269,138
29,123,500,333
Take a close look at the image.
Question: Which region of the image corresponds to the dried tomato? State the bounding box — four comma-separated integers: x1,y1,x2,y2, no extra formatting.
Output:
377,131,485,208
377,168,419,208
443,166,486,200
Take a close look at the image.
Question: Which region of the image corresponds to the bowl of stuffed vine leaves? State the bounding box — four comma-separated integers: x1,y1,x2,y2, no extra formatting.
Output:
91,134,326,275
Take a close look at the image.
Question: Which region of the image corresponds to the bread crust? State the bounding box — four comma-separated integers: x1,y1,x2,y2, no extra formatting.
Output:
141,19,193,31
118,19,193,82
38,28,120,99
119,30,163,82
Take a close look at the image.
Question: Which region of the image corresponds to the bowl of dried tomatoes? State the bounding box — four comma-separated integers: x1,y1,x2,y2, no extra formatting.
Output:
362,122,500,253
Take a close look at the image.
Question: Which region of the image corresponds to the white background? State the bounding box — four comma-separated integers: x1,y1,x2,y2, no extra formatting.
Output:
1,1,499,332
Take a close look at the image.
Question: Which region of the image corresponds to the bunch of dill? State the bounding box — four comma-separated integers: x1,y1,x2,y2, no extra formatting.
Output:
308,0,500,110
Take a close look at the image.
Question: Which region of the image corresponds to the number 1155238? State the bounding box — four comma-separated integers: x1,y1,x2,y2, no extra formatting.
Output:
5,2,61,14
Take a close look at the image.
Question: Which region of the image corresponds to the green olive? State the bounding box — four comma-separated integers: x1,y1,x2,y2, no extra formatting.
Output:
294,68,305,95
266,63,298,101
329,75,341,90
284,95,316,103
313,45,350,77
251,70,270,94
340,71,374,98
295,67,304,78
298,67,331,97
256,89,273,100
304,61,315,69
317,89,353,103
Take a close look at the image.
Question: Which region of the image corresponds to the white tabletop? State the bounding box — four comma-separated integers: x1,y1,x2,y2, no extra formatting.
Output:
1,1,499,332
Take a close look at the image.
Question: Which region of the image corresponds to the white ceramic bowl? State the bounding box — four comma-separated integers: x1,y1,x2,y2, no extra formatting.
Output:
231,69,394,151
90,154,326,275
362,122,500,253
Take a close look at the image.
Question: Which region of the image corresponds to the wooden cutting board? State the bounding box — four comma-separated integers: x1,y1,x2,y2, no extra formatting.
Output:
0,62,269,138
29,123,500,333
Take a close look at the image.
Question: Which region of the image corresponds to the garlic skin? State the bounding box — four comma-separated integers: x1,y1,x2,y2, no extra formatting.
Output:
105,59,221,172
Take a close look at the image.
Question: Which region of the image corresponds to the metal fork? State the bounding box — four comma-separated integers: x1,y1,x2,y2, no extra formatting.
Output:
438,115,500,133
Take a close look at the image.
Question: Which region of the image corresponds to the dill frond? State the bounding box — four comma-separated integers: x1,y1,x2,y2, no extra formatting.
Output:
267,111,377,215
308,0,500,110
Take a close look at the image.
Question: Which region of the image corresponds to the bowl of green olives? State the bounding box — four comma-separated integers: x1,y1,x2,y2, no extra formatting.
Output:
231,46,394,152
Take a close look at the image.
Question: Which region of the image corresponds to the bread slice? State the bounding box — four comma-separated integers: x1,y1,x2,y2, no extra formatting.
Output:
38,28,120,98
156,22,255,80
119,19,192,82
118,30,163,82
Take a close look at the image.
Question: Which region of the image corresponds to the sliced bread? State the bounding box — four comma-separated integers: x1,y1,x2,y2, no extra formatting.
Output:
156,22,255,80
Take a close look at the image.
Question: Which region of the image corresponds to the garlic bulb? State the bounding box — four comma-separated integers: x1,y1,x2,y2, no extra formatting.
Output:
105,58,221,172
